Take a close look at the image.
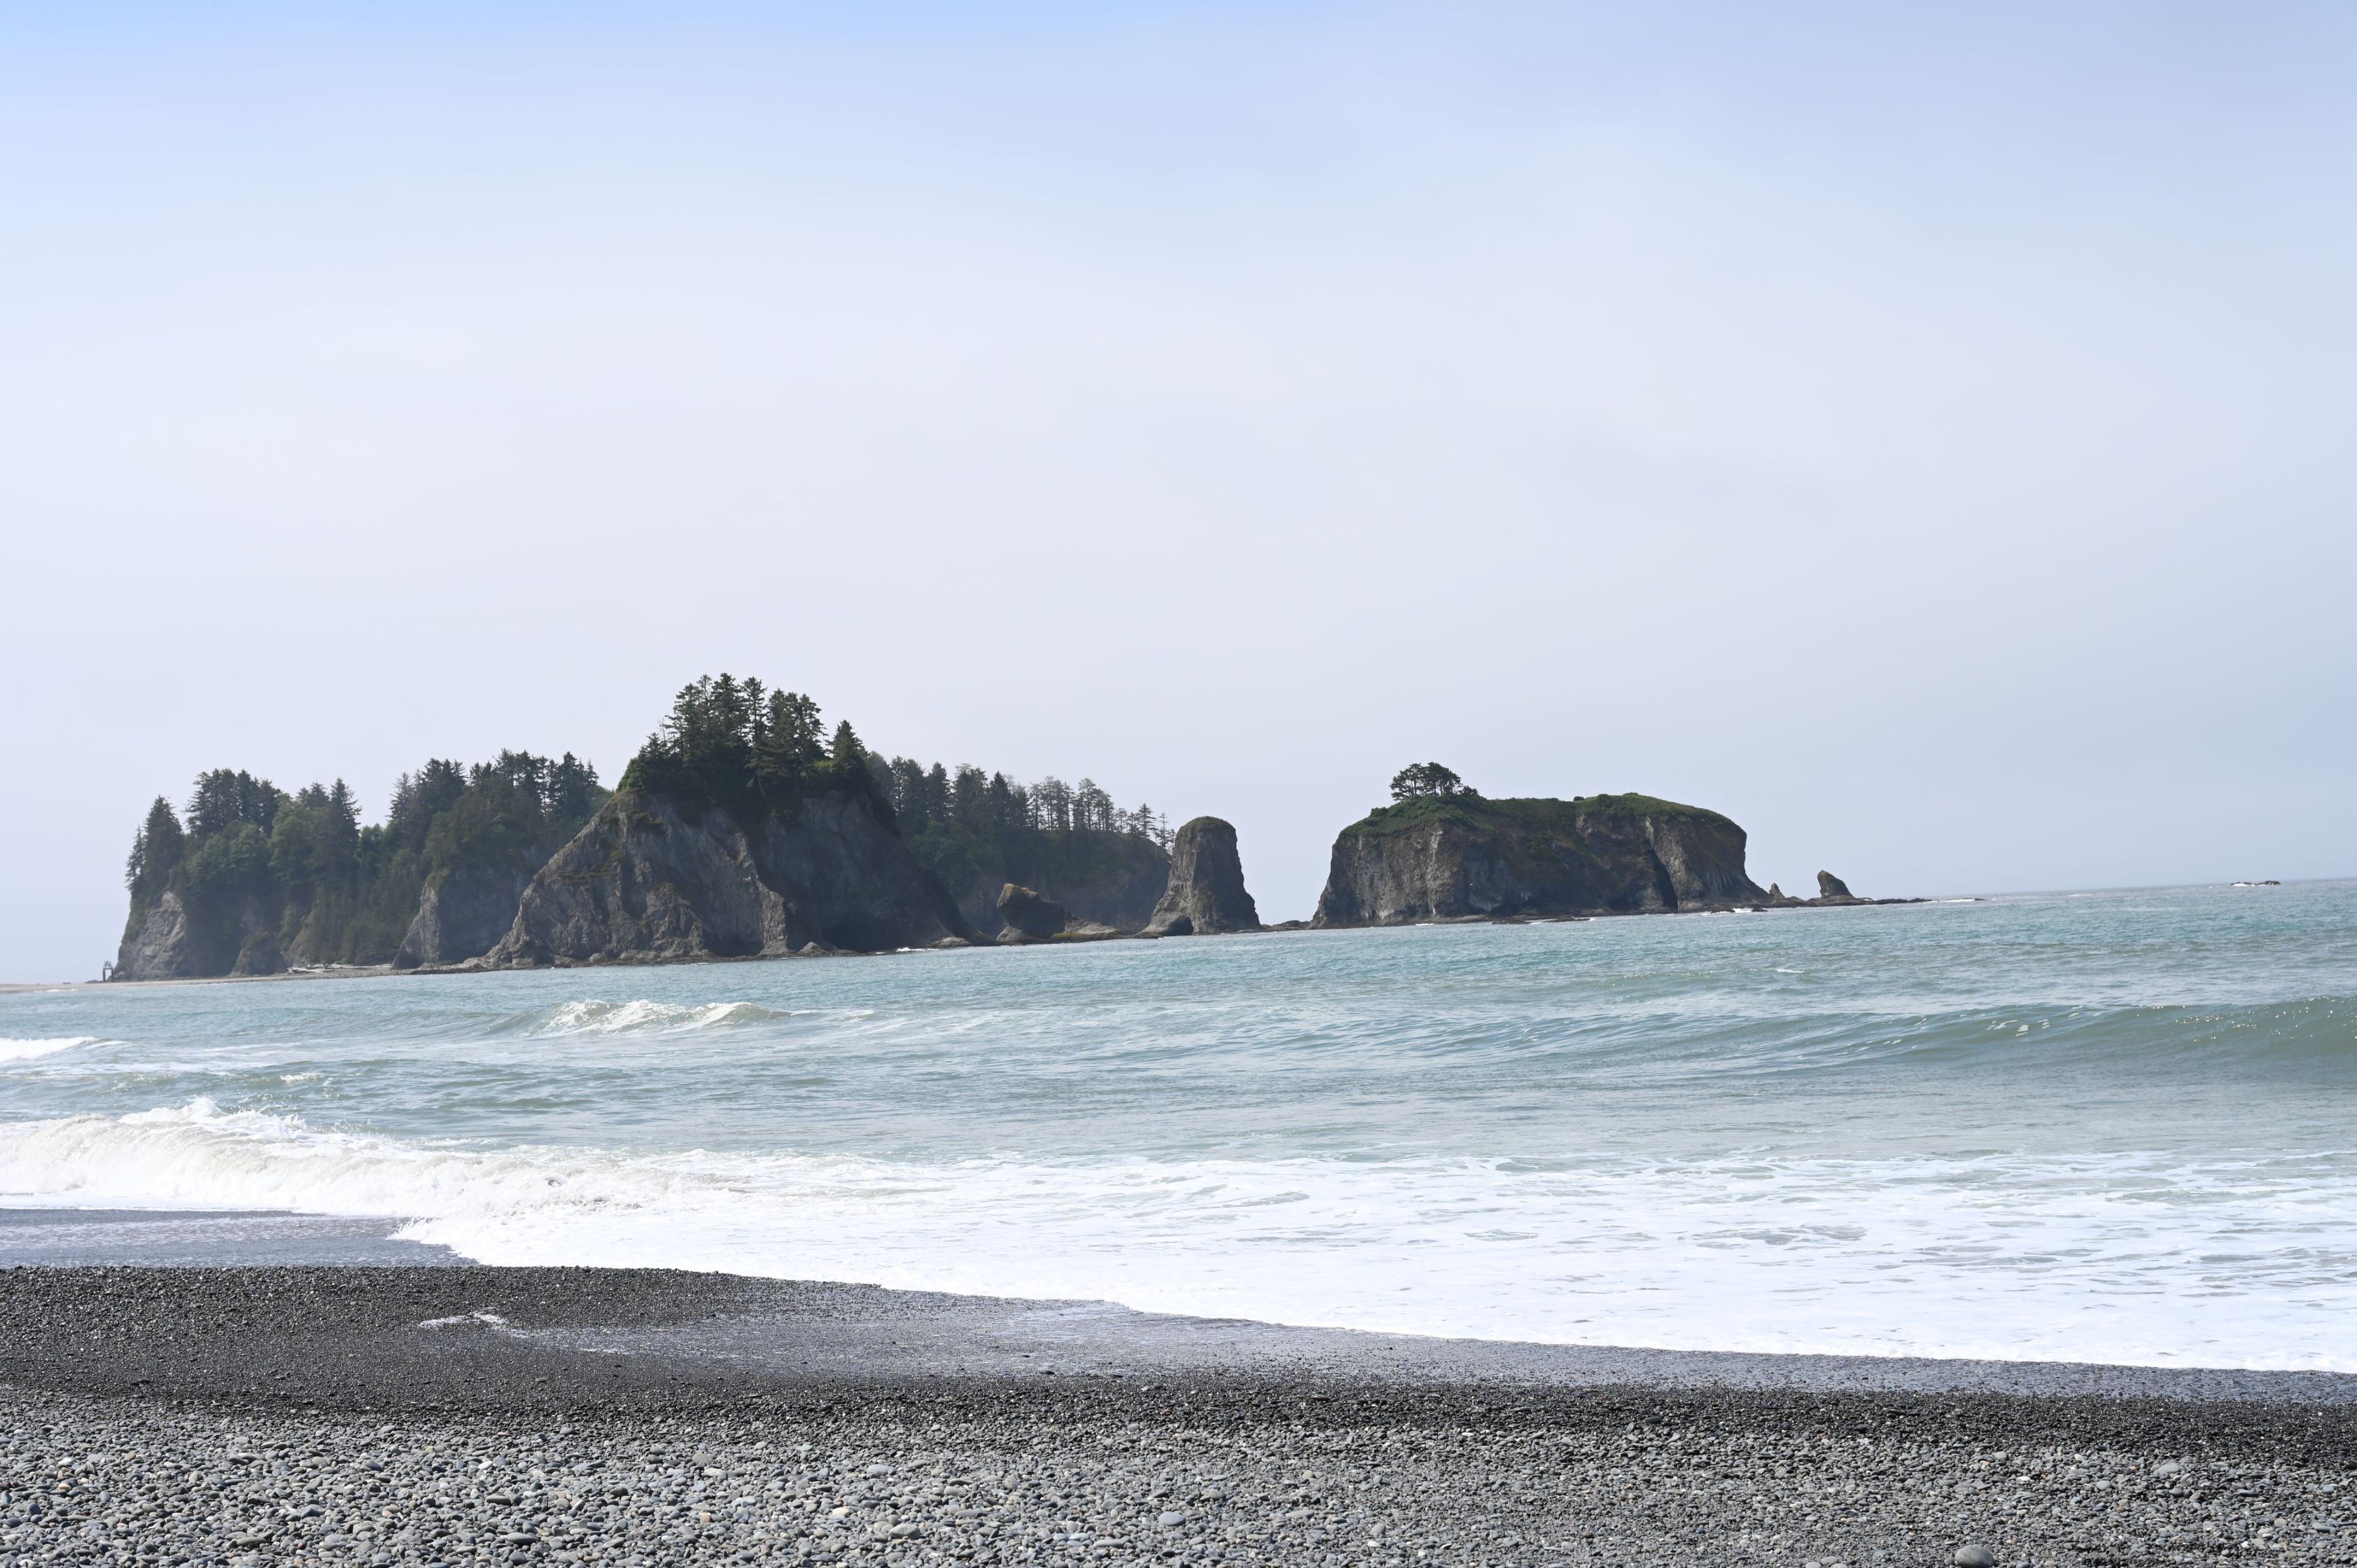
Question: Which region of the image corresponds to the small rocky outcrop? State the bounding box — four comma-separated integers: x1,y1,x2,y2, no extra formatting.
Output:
1802,869,1925,907
1142,817,1261,936
480,790,972,967
936,835,1168,939
397,866,538,970
996,884,1070,943
995,883,1127,943
1313,792,1767,927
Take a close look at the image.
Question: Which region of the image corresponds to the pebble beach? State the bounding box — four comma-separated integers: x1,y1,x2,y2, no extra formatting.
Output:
1,1265,2349,1567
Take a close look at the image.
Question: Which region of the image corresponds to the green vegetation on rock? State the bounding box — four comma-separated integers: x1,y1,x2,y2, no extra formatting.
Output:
617,674,890,831
115,753,606,978
1342,790,1733,840
873,758,1171,935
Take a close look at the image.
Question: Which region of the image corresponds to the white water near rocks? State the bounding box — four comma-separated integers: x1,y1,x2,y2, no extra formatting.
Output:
3,882,2354,1369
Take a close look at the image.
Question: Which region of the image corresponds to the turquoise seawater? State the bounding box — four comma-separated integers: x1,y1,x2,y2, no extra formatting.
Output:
3,882,2353,1368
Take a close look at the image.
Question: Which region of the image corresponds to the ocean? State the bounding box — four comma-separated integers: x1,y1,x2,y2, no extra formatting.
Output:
3,881,2352,1371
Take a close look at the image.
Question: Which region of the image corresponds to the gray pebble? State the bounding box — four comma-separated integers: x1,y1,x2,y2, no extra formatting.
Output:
1954,1546,1997,1567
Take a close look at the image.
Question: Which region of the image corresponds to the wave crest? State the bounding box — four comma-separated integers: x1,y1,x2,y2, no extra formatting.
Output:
497,1000,805,1038
0,1036,102,1063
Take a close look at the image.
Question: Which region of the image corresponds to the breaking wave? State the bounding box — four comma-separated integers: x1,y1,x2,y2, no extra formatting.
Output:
494,999,808,1038
3,1097,2352,1370
0,1036,102,1063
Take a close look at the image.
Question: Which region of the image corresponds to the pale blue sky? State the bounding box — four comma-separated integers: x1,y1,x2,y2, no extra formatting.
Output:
4,3,2353,979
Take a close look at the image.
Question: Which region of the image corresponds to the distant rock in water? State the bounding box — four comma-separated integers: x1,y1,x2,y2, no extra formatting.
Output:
996,883,1070,943
934,837,1167,939
1311,792,1767,926
481,790,970,966
1802,869,1927,908
1142,817,1261,936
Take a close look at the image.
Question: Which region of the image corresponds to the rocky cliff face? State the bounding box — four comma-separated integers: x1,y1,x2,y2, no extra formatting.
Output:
1142,817,1261,936
396,865,537,970
115,891,194,980
1311,793,1766,927
114,887,283,979
480,790,972,967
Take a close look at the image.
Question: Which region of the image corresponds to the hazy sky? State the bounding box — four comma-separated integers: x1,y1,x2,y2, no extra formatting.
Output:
5,3,2353,981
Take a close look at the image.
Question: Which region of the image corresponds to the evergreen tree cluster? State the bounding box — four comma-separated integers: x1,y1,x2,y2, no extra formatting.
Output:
619,674,890,828
120,752,605,974
612,676,1167,926
869,754,1171,925
874,759,1169,848
1389,761,1473,801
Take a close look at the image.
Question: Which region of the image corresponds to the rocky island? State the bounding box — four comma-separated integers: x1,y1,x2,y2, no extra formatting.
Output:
107,676,1190,977
106,701,1910,979
1313,763,1770,926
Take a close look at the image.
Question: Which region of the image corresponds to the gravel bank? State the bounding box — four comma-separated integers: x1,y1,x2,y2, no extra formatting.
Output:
0,1266,2349,1567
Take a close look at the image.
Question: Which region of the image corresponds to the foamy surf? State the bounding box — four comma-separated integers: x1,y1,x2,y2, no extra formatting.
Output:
499,999,809,1038
5,882,2353,1372
3,1097,2352,1372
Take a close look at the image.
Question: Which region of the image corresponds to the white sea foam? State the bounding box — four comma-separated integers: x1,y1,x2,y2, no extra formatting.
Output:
0,1036,101,1063
3,1099,2351,1371
513,1000,801,1038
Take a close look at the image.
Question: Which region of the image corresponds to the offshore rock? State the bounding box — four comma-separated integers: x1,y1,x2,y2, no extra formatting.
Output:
996,883,1071,943
1816,870,1857,901
1311,793,1768,927
1142,817,1261,936
936,834,1168,940
481,790,971,967
396,865,536,970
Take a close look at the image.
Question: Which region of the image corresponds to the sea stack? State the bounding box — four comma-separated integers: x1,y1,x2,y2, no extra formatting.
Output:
1142,817,1261,936
1312,790,1768,926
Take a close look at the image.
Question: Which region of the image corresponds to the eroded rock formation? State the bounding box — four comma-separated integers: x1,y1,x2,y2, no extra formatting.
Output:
480,791,971,967
397,866,538,970
1311,793,1767,927
1142,817,1261,936
996,883,1070,943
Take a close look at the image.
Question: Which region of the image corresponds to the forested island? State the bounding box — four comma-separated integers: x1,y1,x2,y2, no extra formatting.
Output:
111,676,1184,979
1309,763,1903,925
109,682,1895,979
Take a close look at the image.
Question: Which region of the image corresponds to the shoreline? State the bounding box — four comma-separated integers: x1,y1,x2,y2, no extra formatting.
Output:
41,897,1950,993
29,879,2329,992
8,1211,2348,1404
2,1264,2349,1565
